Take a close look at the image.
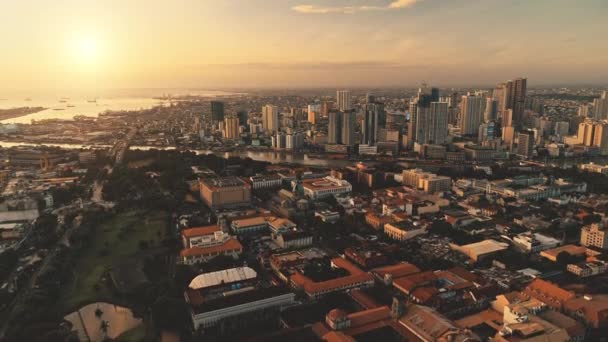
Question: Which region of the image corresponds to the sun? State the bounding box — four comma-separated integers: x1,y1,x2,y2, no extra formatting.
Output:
71,35,101,65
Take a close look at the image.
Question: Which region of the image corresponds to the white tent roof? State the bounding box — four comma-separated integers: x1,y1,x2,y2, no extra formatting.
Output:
189,267,257,290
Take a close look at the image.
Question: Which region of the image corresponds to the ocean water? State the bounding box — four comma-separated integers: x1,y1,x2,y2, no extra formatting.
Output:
0,89,241,124
0,97,164,124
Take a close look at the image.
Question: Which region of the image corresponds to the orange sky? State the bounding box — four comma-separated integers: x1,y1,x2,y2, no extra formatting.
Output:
1,0,607,94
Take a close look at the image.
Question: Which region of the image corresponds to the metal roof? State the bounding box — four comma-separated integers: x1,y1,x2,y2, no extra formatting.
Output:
189,267,257,290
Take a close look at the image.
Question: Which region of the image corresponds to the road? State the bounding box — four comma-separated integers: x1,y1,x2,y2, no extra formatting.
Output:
0,203,84,338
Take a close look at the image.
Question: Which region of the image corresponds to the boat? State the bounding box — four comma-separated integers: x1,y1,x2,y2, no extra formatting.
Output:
53,108,66,111
87,99,97,103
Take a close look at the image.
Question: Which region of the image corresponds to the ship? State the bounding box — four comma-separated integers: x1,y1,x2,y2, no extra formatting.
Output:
87,99,97,103
67,104,75,108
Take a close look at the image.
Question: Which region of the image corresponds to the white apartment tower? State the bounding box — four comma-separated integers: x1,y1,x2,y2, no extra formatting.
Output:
262,104,279,133
336,90,352,111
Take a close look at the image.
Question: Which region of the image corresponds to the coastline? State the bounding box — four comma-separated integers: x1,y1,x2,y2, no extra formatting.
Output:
0,107,47,121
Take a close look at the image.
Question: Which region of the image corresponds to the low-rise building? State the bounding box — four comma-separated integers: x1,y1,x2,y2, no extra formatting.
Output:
180,225,243,264
248,174,282,190
180,238,243,265
513,232,561,253
199,177,251,207
365,212,395,231
579,162,608,175
314,210,340,223
289,257,374,299
384,220,427,241
402,168,451,194
300,176,352,199
182,225,223,248
567,261,608,278
522,279,575,311
580,222,608,249
540,244,594,262
273,230,313,249
186,286,296,331
450,239,509,262
230,215,274,235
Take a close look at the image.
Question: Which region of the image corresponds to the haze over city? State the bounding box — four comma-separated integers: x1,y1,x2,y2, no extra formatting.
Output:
1,0,607,94
4,1,608,342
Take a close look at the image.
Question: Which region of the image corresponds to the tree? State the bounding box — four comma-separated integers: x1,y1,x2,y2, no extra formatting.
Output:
151,296,191,333
0,249,19,281
556,251,573,266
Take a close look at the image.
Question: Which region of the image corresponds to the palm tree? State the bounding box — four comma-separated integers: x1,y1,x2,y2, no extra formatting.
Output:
100,320,110,340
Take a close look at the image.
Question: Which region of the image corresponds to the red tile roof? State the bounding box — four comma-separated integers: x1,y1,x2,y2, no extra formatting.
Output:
180,238,242,257
393,270,437,294
523,279,575,310
411,286,439,303
290,258,373,296
372,262,421,279
350,289,380,309
181,225,220,238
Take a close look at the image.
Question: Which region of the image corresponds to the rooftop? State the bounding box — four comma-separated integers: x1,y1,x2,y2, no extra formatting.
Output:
290,257,373,295
200,176,248,189
188,267,257,290
180,238,242,257
372,263,421,279
453,239,509,256
182,225,221,238
187,286,293,315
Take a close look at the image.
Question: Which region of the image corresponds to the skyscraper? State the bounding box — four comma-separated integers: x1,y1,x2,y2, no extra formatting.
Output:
554,121,570,137
337,90,352,111
341,110,356,146
460,94,486,136
503,109,514,128
210,101,225,122
484,98,498,122
328,110,342,144
592,122,608,155
307,104,321,124
407,85,440,148
504,78,527,127
578,105,590,118
237,110,248,126
593,92,608,120
415,102,448,145
362,104,380,146
492,83,507,116
262,104,279,133
517,130,535,158
223,117,239,139
478,121,496,142
366,93,376,104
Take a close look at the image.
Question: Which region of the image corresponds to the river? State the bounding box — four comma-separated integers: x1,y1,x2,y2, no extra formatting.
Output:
0,140,357,168
3,139,604,169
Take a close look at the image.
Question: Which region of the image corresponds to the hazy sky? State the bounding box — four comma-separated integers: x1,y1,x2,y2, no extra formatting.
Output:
1,0,607,94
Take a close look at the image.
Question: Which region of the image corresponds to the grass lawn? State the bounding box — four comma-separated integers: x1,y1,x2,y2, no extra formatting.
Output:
115,324,146,342
58,209,167,312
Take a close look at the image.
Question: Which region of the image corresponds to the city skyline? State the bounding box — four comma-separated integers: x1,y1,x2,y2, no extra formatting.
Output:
1,0,607,94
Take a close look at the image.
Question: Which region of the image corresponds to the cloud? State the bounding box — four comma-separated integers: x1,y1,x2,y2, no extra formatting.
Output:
292,0,422,14
186,61,432,71
388,0,420,8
